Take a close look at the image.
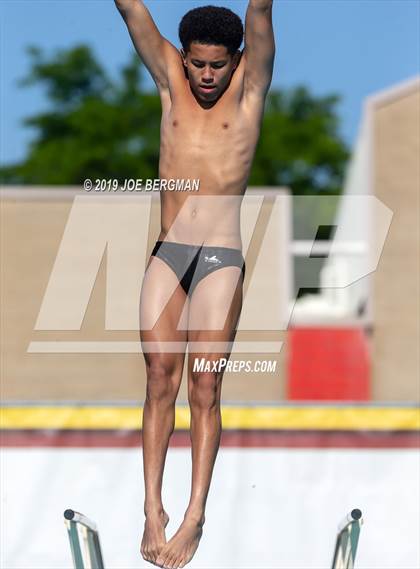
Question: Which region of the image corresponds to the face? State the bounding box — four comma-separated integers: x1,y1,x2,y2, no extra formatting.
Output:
181,42,240,105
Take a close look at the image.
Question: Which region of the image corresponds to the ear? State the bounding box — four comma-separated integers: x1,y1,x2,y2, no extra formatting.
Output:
232,50,241,70
180,48,187,66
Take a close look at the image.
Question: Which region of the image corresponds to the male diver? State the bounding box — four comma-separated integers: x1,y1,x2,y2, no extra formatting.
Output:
114,1,275,567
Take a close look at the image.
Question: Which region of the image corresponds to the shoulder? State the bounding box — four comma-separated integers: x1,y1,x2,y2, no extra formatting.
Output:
157,45,186,96
232,53,268,115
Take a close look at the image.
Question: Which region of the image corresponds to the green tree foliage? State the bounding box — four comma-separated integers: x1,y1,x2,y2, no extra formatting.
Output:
251,89,349,195
1,45,160,184
1,44,349,195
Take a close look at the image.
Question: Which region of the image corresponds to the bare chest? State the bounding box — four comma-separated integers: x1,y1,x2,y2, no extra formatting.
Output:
162,98,243,145
160,96,263,167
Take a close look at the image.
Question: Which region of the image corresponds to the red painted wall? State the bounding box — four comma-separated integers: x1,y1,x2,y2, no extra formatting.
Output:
287,328,370,400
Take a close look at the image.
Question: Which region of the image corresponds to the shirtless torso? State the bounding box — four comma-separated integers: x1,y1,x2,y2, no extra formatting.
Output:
115,2,274,567
117,0,274,247
158,45,265,248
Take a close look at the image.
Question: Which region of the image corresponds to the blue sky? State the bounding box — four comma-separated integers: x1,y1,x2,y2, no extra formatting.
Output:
1,0,419,165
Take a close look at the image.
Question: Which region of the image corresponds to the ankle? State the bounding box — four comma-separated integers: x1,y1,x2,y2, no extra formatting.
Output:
184,508,205,526
144,504,165,517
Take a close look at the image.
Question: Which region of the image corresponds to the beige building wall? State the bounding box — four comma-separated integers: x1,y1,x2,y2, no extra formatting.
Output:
2,81,419,405
372,80,420,400
0,187,290,403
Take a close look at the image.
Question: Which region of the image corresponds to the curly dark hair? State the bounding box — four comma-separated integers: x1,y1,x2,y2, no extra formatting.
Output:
179,6,244,55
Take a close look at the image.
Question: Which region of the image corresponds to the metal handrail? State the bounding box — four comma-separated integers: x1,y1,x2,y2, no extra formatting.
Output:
331,508,363,569
64,509,105,569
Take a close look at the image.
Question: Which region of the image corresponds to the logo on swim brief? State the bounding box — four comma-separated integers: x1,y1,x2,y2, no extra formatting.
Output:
204,255,222,265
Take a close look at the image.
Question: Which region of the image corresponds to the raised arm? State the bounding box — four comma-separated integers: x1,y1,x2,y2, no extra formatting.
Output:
243,0,275,98
114,0,177,90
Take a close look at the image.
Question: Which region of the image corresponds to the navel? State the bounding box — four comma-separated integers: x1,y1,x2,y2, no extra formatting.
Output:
222,122,229,129
173,120,178,127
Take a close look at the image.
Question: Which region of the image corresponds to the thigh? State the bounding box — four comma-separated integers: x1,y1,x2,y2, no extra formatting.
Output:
188,267,243,337
187,267,243,371
140,255,189,371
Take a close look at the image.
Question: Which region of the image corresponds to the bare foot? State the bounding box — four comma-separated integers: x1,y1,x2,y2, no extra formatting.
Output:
155,515,204,569
141,509,170,566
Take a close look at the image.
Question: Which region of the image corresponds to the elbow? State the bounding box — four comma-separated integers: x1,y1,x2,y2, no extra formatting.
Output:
114,0,138,11
249,0,273,11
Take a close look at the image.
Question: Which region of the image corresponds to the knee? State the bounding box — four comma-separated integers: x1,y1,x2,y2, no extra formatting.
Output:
189,371,221,411
145,358,179,404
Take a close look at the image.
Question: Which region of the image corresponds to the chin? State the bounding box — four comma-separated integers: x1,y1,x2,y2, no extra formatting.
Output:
191,85,219,103
200,91,219,103
204,94,219,103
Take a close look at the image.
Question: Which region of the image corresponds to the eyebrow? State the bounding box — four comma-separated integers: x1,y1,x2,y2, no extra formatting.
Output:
191,59,227,65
